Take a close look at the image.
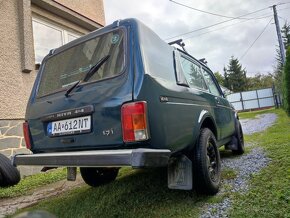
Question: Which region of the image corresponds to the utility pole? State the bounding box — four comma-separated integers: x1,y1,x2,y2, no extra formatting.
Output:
272,5,286,65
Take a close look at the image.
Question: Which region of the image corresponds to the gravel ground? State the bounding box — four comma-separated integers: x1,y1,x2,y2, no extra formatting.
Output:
240,113,277,135
200,113,276,218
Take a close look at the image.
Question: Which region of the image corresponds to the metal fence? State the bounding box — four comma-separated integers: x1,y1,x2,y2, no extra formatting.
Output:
226,88,281,111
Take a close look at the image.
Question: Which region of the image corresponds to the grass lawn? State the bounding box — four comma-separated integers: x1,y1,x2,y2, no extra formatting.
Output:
15,167,207,217
230,109,290,218
0,168,66,199
10,109,290,217
238,107,275,119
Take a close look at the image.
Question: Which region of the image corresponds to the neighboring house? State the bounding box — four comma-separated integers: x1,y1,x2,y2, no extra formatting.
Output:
0,0,105,171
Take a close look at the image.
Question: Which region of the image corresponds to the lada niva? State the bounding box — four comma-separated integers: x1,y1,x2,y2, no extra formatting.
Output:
13,18,244,195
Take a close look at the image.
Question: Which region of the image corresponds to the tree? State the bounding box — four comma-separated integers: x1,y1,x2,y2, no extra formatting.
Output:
281,22,290,49
214,72,224,86
223,56,247,92
274,22,290,91
247,73,275,90
283,47,290,116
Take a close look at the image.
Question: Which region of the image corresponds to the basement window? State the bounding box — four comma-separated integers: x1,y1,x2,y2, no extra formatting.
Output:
32,17,82,65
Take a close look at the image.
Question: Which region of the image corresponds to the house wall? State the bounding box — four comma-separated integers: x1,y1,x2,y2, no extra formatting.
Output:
0,0,35,175
0,0,36,120
0,0,104,176
54,0,105,25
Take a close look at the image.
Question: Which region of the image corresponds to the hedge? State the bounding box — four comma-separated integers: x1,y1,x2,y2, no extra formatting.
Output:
283,47,290,116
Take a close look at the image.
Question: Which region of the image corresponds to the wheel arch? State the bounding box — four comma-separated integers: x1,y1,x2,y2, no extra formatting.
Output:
183,111,219,154
199,116,218,140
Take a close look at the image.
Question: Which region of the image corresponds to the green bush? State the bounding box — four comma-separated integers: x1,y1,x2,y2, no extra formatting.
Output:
283,47,290,116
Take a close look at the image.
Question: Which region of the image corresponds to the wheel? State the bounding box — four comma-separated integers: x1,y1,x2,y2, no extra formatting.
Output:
0,171,3,186
80,167,119,187
0,154,21,187
232,120,245,155
191,128,221,195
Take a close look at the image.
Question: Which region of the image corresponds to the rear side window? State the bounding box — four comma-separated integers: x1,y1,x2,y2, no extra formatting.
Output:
179,56,207,90
201,69,221,96
37,28,126,97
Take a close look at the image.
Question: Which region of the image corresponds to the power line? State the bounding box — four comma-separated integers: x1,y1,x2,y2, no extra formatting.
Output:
164,7,271,41
277,6,290,11
182,15,273,41
183,20,250,40
277,2,290,5
169,0,275,20
165,3,288,41
178,6,286,41
240,18,273,60
169,0,253,19
278,16,287,21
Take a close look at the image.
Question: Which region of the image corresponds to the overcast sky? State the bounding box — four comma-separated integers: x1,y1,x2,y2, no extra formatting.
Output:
103,0,290,77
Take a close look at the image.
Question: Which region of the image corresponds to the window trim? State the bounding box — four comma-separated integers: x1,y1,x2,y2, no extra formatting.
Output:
201,68,224,97
177,52,209,92
173,50,189,87
174,50,224,97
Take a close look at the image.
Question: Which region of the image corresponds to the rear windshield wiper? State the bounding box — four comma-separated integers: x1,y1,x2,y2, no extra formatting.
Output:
65,55,110,97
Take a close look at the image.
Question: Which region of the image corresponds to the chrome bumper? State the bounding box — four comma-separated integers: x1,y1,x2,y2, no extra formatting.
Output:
12,149,171,168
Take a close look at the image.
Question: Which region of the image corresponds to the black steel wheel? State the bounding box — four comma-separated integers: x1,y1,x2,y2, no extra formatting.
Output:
232,120,245,155
192,128,221,195
80,167,119,187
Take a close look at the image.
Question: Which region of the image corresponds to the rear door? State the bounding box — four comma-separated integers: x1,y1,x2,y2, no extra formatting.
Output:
27,27,133,152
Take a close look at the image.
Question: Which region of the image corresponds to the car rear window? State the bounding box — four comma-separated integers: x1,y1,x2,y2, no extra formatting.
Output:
37,28,126,97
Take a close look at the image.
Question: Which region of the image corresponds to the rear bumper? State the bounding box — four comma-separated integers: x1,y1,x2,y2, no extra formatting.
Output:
12,149,171,168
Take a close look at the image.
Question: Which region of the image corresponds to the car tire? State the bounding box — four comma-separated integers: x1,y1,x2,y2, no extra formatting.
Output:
0,171,3,186
191,128,221,195
80,167,119,187
0,154,21,187
232,120,245,155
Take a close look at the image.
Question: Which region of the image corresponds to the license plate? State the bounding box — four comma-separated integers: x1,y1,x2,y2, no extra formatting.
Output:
47,116,91,137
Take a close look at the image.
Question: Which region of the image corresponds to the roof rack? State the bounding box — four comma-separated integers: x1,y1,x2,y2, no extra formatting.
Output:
199,58,208,65
168,39,187,53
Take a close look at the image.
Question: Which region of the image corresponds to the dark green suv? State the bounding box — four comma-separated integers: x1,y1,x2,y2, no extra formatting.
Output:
13,18,244,195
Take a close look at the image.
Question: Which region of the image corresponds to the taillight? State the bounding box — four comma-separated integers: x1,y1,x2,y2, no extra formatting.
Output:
23,121,32,149
121,101,149,142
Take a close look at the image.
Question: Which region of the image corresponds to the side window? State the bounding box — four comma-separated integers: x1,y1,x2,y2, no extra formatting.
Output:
202,69,221,96
180,56,207,90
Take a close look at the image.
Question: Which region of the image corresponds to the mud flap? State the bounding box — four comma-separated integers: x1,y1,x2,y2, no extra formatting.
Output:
168,155,192,190
225,136,238,150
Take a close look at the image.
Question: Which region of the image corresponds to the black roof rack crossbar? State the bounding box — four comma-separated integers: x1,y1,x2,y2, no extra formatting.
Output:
168,39,187,53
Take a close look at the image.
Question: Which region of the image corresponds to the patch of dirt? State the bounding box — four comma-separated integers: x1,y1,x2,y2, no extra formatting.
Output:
0,175,84,218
